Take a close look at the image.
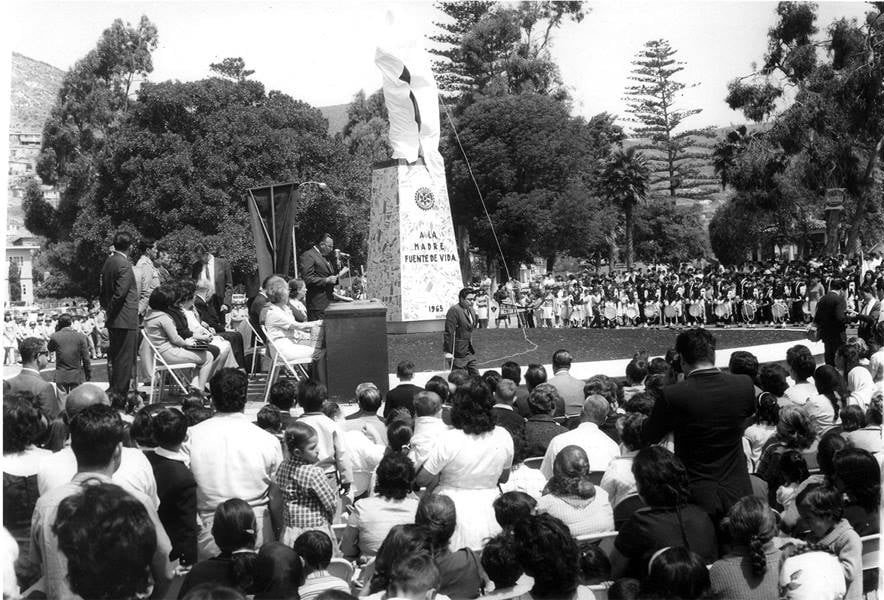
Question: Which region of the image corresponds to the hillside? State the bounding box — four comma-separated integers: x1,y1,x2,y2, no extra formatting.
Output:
318,103,349,136
10,52,64,132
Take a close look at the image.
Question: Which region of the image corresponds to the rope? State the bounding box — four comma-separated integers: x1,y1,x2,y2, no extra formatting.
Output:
438,95,538,366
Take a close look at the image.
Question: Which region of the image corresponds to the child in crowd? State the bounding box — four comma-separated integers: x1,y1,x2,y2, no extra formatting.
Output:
386,420,413,455
146,407,198,567
480,533,525,596
297,380,353,494
796,484,862,599
385,553,442,600
274,422,339,547
256,405,283,438
295,531,351,600
743,393,779,467
776,450,810,510
492,491,536,531
709,496,781,599
179,499,262,598
576,542,611,586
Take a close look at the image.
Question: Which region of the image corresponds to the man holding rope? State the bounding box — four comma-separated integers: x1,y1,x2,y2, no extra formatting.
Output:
443,287,479,376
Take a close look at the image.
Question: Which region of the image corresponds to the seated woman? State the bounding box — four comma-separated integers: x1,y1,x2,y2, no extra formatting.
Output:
832,447,880,536
340,452,420,560
143,285,214,390
3,392,50,586
177,280,236,370
536,445,614,537
416,494,484,599
843,395,884,462
288,279,308,322
261,276,321,364
512,513,594,600
756,405,817,509
610,446,718,579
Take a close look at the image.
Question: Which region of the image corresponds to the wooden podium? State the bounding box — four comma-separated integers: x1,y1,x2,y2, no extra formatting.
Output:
321,301,389,403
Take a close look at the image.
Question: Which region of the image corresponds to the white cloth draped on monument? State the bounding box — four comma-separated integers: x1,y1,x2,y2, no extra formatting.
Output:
374,14,444,183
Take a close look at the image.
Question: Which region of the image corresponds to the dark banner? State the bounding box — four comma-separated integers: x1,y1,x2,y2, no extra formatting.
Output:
247,182,298,285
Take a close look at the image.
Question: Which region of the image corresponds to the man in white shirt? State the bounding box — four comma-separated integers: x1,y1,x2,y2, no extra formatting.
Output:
185,369,283,559
409,391,449,469
540,394,619,479
25,404,173,600
36,383,159,508
547,349,586,416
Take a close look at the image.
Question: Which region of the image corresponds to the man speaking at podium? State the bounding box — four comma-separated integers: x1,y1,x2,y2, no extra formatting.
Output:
299,233,349,320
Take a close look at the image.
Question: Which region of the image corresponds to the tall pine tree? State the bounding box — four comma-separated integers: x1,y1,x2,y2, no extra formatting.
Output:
428,1,496,96
624,39,718,201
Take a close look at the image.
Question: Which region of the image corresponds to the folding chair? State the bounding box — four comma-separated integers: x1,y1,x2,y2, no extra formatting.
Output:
142,335,196,403
261,323,325,403
327,557,355,583
523,457,544,470
861,533,879,599
245,320,267,379
575,530,618,556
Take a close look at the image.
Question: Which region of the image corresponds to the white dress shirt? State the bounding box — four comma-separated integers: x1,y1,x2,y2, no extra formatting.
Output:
540,421,620,479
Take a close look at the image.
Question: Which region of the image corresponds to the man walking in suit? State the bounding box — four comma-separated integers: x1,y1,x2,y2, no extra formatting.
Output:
100,231,139,394
642,328,756,524
814,278,849,366
299,233,345,320
48,313,91,393
444,287,479,376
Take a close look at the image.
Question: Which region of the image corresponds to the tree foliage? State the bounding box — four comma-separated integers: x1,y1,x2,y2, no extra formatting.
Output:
8,260,21,303
599,147,650,267
624,39,718,200
725,2,884,255
633,201,708,264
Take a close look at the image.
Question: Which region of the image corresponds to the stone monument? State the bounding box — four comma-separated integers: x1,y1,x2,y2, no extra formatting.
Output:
367,24,462,333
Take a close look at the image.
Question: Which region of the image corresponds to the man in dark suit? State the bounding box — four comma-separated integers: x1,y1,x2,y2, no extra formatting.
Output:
642,328,755,524
443,287,479,376
190,242,233,325
100,231,139,394
48,313,91,393
814,278,849,366
491,378,526,446
383,360,424,420
5,337,62,418
299,233,345,320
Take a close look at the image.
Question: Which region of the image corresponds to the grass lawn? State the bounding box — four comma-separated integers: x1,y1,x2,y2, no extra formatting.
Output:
40,327,811,383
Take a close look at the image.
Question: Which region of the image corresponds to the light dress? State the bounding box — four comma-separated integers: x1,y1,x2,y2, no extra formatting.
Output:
263,303,316,363
422,426,514,551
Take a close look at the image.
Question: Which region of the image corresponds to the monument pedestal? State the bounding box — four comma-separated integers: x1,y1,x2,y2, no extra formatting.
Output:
366,159,463,333
321,301,389,402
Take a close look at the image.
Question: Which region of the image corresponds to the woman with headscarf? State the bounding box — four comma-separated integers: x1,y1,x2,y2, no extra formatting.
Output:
535,445,614,536
839,342,875,410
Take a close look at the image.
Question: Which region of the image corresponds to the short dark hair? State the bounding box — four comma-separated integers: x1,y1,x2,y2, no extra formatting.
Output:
458,287,474,300
632,446,691,506
396,360,415,380
181,584,248,600
257,405,282,432
675,328,716,366
552,349,572,371
210,369,248,413
297,379,327,413
482,533,523,589
647,357,670,376
450,377,495,434
57,313,73,330
619,413,647,451
758,363,789,396
148,284,177,311
18,337,46,363
481,369,502,393
583,374,621,408
840,405,867,431
625,358,648,385
374,452,415,500
113,230,132,251
387,552,440,598
786,345,816,381
70,404,124,468
797,483,844,522
527,383,561,416
524,364,547,390
623,392,655,416
830,279,845,291
447,369,469,389
320,401,341,421
53,483,156,600
728,350,759,379
212,498,257,553
152,407,188,448
493,491,537,530
4,391,43,453
268,380,297,411
424,376,450,404
294,530,333,571
501,361,521,385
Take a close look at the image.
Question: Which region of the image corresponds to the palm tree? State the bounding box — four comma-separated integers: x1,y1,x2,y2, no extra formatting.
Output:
600,147,650,268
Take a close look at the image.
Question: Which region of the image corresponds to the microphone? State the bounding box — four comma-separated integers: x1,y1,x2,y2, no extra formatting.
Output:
335,250,351,259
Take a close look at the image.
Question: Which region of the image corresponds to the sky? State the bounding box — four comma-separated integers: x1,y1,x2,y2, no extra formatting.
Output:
2,0,874,130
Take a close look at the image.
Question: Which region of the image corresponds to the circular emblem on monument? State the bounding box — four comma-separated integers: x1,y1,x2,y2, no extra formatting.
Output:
414,187,435,210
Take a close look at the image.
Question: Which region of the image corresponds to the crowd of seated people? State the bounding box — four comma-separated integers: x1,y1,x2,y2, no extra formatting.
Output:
3,326,882,600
